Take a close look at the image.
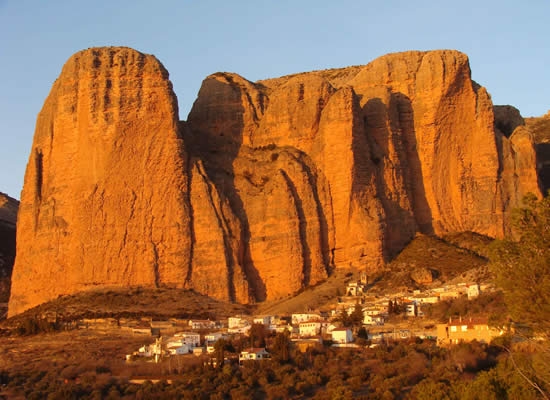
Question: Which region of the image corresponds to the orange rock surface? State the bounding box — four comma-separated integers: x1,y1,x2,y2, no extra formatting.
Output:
8,48,194,316
8,48,541,316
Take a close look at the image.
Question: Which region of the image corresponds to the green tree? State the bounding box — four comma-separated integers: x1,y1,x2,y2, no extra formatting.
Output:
337,309,351,327
213,339,228,369
248,323,268,348
490,193,550,335
489,193,550,398
271,330,291,363
357,326,369,340
408,378,454,400
350,303,364,328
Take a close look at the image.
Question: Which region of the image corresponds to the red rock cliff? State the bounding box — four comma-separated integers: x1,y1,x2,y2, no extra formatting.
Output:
0,192,18,305
8,47,194,316
8,48,541,316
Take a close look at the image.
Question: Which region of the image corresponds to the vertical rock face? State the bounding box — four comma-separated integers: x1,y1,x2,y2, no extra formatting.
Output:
8,47,193,316
525,111,550,194
0,193,18,305
8,48,542,316
187,49,540,279
346,50,520,238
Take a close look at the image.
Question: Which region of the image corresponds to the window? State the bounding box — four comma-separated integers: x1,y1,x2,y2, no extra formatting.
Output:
461,325,468,332
450,326,457,332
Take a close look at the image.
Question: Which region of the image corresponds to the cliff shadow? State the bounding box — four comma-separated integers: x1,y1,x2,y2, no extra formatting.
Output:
536,143,550,194
362,95,433,257
279,150,333,286
184,79,267,302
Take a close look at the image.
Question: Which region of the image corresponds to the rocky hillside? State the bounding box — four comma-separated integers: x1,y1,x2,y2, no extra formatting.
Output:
8,47,542,317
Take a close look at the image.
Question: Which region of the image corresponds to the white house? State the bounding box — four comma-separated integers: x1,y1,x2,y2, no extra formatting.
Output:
165,338,184,348
414,295,440,304
137,345,153,357
363,314,384,325
174,332,201,348
439,290,461,301
405,302,417,317
299,321,321,337
362,307,380,317
175,345,190,355
193,347,205,356
167,343,190,355
467,284,480,299
332,328,353,344
270,324,294,334
228,316,248,329
134,338,163,360
346,281,366,296
291,313,321,325
253,316,272,326
228,325,251,334
239,348,270,364
325,323,339,335
204,332,225,343
188,319,216,330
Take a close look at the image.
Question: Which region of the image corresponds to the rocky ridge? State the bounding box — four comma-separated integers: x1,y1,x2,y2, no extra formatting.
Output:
8,47,542,316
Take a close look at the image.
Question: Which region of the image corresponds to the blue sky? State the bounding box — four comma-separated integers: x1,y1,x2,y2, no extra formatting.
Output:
1,0,549,199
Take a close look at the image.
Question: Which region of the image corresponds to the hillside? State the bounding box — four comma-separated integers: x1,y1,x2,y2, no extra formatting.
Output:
380,234,490,292
2,287,249,329
255,233,491,316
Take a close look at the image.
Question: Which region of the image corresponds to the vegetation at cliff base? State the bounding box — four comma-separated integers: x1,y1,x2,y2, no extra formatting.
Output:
489,193,550,398
490,193,550,335
1,337,543,399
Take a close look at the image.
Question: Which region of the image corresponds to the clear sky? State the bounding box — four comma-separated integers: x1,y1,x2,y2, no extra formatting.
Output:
1,0,549,199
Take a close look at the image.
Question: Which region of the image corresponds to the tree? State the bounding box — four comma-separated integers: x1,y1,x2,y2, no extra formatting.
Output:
489,193,550,398
357,326,369,340
271,330,291,363
350,303,364,328
248,323,268,348
337,309,351,327
490,193,550,335
213,339,228,369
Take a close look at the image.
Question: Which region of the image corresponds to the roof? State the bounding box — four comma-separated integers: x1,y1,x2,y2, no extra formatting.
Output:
241,348,268,353
332,327,351,332
448,317,489,327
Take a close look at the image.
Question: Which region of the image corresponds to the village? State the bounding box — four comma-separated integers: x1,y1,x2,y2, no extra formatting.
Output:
70,272,503,366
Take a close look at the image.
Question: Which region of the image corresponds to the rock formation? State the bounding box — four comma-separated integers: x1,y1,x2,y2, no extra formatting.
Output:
8,48,195,316
8,47,542,316
494,105,525,137
0,192,18,306
525,111,550,194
